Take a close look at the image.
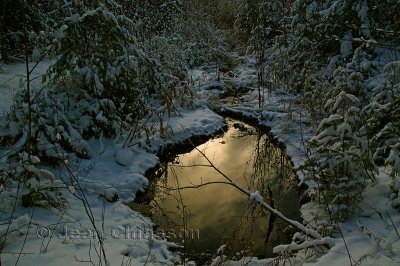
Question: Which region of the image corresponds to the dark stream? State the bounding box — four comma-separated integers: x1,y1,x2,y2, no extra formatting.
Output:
131,119,301,261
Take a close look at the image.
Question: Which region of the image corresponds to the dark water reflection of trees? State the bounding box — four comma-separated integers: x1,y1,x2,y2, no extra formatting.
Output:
144,120,301,260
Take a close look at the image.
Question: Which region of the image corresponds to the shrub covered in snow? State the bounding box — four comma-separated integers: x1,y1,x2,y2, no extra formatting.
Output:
46,0,160,135
4,86,91,160
366,62,400,177
307,91,376,220
0,0,43,62
12,152,64,208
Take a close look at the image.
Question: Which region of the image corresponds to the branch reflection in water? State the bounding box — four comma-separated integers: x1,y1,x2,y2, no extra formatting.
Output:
143,119,301,260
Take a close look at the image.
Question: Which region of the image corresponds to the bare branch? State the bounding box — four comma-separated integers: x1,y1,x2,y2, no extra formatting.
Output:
161,181,233,191
193,145,322,240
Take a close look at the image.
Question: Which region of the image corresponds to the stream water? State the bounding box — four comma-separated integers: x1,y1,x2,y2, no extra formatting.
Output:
132,119,301,261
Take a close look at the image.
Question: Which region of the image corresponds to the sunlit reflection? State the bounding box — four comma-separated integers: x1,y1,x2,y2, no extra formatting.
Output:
147,119,301,259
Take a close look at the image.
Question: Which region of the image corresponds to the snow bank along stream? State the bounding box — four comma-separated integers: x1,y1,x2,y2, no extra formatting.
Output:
129,118,302,261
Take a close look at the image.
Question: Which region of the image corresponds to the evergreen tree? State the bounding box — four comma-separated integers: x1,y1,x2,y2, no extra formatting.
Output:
46,0,159,136
308,91,375,220
367,61,400,177
0,0,46,62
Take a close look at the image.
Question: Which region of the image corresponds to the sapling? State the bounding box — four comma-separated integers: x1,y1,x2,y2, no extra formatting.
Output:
307,91,375,220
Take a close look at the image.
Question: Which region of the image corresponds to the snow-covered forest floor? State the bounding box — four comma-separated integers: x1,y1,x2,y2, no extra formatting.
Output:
1,1,400,265
1,51,399,265
0,61,226,265
205,55,400,265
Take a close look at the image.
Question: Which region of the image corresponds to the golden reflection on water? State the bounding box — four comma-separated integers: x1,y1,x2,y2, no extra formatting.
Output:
150,120,300,258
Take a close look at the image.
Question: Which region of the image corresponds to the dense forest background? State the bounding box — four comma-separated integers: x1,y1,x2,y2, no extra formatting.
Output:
0,0,400,264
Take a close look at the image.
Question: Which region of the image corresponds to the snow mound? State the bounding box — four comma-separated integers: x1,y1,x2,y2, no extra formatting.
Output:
115,148,134,166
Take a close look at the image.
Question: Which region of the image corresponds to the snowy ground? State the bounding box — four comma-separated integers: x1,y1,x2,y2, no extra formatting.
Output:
206,55,400,266
1,55,399,266
0,62,225,265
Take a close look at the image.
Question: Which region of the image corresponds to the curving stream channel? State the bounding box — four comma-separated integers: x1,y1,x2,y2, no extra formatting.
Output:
130,119,302,262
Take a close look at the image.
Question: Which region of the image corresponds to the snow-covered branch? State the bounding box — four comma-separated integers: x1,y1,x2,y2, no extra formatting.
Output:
194,146,322,240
